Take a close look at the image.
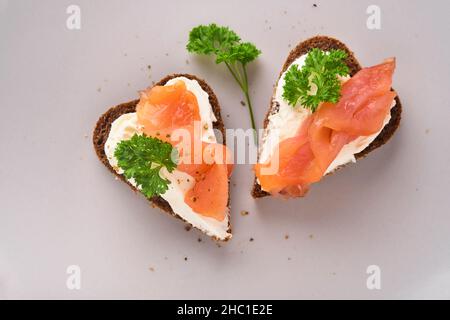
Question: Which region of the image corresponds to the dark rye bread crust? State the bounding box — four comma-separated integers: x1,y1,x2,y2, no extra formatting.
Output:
252,36,402,198
93,74,232,241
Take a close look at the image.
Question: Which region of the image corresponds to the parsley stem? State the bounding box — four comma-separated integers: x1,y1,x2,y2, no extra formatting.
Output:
242,65,258,145
225,62,244,90
225,62,258,145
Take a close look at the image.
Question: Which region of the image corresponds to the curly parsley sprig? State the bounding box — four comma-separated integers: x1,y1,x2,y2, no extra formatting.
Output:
187,23,261,144
282,48,349,112
114,134,177,198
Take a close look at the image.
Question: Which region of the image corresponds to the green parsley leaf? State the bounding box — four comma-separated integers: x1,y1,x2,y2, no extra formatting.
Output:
282,48,350,112
187,23,261,144
187,24,240,57
216,42,261,64
114,134,177,198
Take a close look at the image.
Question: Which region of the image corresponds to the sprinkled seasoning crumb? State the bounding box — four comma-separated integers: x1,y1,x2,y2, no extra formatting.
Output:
185,225,192,232
165,53,169,56
149,267,155,272
284,234,289,240
147,65,152,70
313,4,318,8
185,59,190,65
240,100,246,106
309,234,314,239
203,124,209,130
249,238,254,242
425,129,430,134
198,238,202,243
288,257,291,261
240,210,249,216
97,87,102,92
184,257,188,261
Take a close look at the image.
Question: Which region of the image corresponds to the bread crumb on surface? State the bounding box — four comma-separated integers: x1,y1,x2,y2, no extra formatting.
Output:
240,210,249,216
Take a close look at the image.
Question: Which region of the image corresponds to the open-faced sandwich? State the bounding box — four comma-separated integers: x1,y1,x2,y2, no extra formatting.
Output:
253,36,402,198
94,74,233,240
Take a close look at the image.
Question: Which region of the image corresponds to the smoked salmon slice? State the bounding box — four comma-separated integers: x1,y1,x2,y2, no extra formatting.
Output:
136,81,232,220
255,59,396,197
137,81,201,143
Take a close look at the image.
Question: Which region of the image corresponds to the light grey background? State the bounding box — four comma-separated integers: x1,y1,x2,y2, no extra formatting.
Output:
1,0,449,299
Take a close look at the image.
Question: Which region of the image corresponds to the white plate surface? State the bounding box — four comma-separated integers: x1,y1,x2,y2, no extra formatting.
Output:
1,0,449,299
